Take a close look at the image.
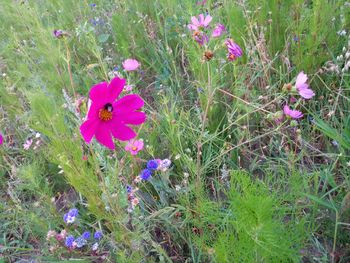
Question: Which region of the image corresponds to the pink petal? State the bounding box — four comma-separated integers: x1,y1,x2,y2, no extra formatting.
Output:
87,102,101,119
296,71,308,89
198,14,204,25
113,94,144,113
191,16,200,26
95,125,115,149
119,111,146,125
203,15,212,27
110,123,137,141
122,59,140,71
0,134,3,145
80,119,99,144
89,82,109,103
107,77,125,101
134,140,144,149
299,88,315,99
188,24,198,31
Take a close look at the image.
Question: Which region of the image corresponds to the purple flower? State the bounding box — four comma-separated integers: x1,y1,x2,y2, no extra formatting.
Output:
126,185,133,193
63,208,78,224
212,24,226,38
147,159,158,170
188,14,212,31
89,3,96,7
225,39,243,61
295,72,315,99
65,235,75,248
140,169,152,181
94,231,103,240
82,231,91,239
193,31,209,46
283,105,303,119
53,30,64,39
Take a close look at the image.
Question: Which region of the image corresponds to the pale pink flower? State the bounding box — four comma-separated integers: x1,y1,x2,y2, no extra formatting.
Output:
125,139,144,155
124,85,133,92
131,197,139,207
23,139,33,150
46,230,57,240
188,14,212,31
122,59,140,71
212,24,226,38
295,72,315,99
283,105,303,119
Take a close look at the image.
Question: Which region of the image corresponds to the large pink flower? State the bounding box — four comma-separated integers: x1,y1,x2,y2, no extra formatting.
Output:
295,71,315,99
122,59,140,71
80,77,146,150
188,14,212,31
283,105,303,119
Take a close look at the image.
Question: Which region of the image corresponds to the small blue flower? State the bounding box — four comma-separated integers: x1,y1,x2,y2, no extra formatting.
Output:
126,185,133,193
82,231,91,239
147,160,158,170
65,235,75,248
140,169,153,180
94,231,103,240
75,236,87,248
89,3,96,7
113,66,119,71
63,208,78,224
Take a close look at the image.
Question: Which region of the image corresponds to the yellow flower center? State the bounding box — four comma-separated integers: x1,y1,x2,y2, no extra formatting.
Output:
132,146,138,151
98,103,113,121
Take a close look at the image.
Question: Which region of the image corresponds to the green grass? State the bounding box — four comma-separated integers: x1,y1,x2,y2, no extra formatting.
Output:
0,0,350,262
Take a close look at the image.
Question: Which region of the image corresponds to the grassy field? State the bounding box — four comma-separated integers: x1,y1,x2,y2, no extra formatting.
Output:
0,0,349,262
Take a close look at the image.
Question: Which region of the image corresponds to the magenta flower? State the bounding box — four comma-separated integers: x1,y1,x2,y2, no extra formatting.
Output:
122,59,140,71
212,24,226,38
283,105,303,119
188,14,212,31
125,139,144,155
225,39,243,61
0,133,3,145
193,31,209,46
80,77,146,150
295,71,315,99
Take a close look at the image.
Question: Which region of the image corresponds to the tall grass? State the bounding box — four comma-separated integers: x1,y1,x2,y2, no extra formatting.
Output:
0,0,349,262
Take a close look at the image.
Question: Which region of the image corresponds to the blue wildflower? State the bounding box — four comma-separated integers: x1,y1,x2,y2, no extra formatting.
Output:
113,66,119,71
65,235,75,248
82,231,91,239
75,236,87,248
147,160,158,170
94,231,103,240
63,208,78,224
126,185,133,193
89,3,96,7
140,169,153,180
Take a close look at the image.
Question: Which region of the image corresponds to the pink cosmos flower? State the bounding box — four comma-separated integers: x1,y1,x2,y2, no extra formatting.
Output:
188,14,212,31
212,24,226,38
80,77,146,150
23,139,33,150
295,71,315,99
225,39,243,61
283,105,303,119
0,133,3,145
125,139,144,155
122,59,140,71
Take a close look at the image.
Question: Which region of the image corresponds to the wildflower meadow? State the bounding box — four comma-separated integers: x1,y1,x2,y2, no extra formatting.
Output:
1,0,350,262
